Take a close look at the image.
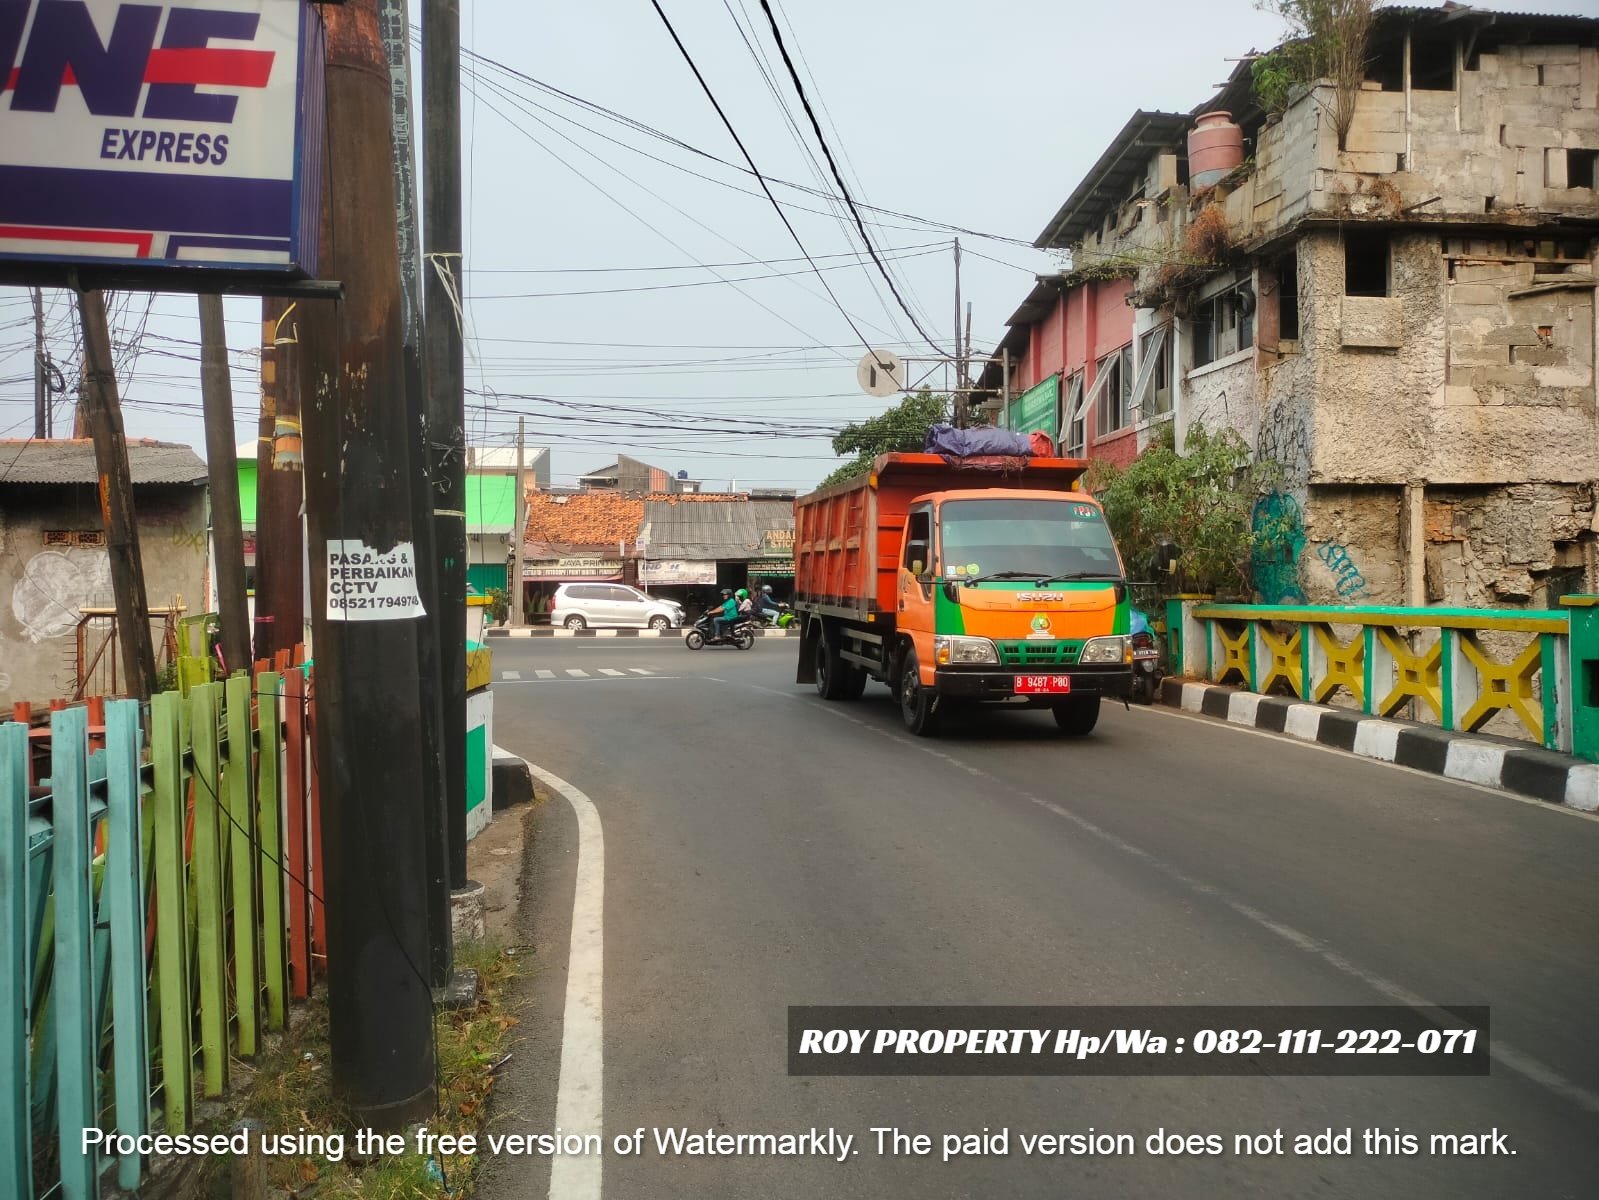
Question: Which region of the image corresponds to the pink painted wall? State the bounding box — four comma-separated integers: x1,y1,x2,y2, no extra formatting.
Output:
1011,277,1135,464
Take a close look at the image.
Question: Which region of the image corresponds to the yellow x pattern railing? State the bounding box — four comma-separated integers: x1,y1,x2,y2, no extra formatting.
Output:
1454,632,1542,742
1215,622,1252,685
1373,628,1443,720
1257,623,1302,697
1311,623,1364,705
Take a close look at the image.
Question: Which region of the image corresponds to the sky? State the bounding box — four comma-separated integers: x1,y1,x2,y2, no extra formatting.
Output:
0,0,1590,492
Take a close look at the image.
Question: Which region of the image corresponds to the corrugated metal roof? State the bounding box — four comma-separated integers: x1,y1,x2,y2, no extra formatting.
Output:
644,497,793,559
1033,111,1190,250
0,439,207,485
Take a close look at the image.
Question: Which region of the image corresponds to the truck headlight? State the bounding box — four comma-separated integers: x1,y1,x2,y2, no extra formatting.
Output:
934,635,998,665
1079,635,1129,664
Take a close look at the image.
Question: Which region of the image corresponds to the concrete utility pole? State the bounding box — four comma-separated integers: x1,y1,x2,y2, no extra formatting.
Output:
511,417,526,627
296,0,436,1127
952,238,964,428
377,0,452,988
199,295,251,677
424,0,470,896
254,298,305,662
77,288,157,701
31,288,47,439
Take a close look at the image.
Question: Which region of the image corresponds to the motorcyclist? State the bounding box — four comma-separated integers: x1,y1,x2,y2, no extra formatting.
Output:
736,588,753,619
754,584,782,624
711,588,738,640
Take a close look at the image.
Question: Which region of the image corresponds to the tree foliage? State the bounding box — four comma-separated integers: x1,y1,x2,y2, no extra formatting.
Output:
1253,0,1378,149
1089,423,1287,598
816,389,950,490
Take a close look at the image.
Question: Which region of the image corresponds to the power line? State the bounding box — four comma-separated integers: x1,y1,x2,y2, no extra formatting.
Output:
752,0,950,356
645,0,886,365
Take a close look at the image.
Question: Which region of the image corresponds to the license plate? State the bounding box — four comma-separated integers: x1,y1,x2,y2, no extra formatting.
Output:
1015,674,1071,694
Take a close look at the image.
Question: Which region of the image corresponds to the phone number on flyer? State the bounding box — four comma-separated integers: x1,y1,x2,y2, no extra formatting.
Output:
1184,1028,1479,1056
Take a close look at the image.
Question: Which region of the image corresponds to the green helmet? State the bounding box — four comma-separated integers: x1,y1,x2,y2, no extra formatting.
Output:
736,588,748,599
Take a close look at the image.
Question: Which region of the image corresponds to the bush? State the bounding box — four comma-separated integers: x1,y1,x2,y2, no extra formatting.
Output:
1089,424,1286,598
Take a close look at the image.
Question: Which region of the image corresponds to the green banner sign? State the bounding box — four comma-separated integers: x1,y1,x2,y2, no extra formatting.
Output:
1007,373,1060,439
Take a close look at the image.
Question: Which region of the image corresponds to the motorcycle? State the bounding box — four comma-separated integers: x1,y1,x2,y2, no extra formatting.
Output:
755,602,799,629
684,609,756,651
1128,609,1164,704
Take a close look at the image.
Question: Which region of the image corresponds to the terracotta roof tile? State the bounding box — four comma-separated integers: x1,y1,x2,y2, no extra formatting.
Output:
522,490,644,550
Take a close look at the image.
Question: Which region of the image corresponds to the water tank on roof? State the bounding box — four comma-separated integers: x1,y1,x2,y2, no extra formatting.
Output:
1188,111,1243,189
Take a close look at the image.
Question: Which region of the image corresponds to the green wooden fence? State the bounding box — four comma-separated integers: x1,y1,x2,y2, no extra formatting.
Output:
1,666,319,1199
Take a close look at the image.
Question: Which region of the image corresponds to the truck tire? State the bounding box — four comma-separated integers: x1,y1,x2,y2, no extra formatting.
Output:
814,628,847,699
899,648,941,736
839,664,868,700
1052,696,1100,736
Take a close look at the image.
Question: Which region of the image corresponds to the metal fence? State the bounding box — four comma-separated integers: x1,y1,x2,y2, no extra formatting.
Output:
1,659,323,1200
1165,597,1599,762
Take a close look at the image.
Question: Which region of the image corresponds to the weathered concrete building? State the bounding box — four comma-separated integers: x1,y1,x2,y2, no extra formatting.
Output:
0,440,209,704
1001,5,1599,608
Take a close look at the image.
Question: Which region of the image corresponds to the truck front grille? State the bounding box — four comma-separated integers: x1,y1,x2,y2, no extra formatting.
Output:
996,640,1083,666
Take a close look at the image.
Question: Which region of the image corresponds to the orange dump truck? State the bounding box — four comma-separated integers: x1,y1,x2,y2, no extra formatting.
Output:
793,452,1133,736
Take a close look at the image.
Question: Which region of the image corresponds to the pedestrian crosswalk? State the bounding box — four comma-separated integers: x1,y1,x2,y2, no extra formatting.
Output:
500,667,659,682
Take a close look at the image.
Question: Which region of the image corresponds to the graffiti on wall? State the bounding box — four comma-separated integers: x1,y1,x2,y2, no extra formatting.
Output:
1256,399,1310,487
1250,492,1307,603
11,549,113,643
1315,540,1371,601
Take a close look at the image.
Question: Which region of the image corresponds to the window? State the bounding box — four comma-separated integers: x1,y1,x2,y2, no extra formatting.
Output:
1410,34,1456,91
1278,253,1300,341
1062,372,1086,457
1136,326,1174,417
1365,39,1403,92
1567,148,1598,191
1095,346,1132,436
1344,231,1390,297
904,507,931,575
1191,282,1255,367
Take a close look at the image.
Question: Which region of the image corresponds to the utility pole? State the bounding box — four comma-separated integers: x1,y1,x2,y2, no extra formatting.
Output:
952,238,964,428
378,0,452,987
32,288,47,439
254,299,305,662
511,417,526,628
963,301,973,424
297,0,436,1127
77,288,157,701
423,0,469,895
199,295,251,677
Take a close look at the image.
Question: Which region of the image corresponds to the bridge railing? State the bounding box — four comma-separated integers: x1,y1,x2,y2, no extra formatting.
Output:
1165,596,1599,763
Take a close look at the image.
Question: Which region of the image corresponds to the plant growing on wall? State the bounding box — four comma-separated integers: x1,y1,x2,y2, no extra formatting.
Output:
1254,0,1379,150
817,389,951,489
1088,423,1290,599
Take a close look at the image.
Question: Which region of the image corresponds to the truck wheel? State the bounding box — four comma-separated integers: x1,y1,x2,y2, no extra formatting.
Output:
1052,696,1100,736
839,664,868,700
814,629,846,699
899,649,941,736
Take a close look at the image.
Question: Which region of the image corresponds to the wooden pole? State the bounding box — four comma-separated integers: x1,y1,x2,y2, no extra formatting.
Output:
297,0,437,1127
76,288,157,701
199,295,251,677
255,298,306,662
511,416,526,627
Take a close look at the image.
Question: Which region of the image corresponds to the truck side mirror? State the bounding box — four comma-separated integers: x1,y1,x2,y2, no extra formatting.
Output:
1154,540,1181,575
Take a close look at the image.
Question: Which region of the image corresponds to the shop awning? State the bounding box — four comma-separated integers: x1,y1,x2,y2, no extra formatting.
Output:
523,557,624,582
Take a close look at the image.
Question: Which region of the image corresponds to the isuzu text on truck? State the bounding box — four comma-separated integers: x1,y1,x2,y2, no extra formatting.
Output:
793,452,1134,736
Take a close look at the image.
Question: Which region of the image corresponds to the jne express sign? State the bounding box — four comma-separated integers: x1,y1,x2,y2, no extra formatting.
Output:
0,0,324,274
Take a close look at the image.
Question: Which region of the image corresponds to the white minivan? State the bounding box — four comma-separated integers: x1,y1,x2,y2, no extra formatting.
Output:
550,582,684,630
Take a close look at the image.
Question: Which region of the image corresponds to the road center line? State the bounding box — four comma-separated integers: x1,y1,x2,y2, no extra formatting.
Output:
525,762,605,1200
737,682,1599,1114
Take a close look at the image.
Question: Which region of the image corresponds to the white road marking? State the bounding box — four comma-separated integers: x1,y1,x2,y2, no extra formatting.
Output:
536,669,557,680
525,761,605,1200
565,668,590,678
599,668,624,677
501,670,522,681
742,683,1599,1113
628,668,653,676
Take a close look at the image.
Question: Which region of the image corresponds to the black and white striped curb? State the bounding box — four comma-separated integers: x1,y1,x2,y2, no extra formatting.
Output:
1158,678,1599,813
485,626,799,638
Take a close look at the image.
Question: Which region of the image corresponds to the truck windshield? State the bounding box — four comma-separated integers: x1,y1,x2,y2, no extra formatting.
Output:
940,498,1121,580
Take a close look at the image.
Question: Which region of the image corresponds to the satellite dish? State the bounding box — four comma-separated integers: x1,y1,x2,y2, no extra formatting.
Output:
856,349,906,398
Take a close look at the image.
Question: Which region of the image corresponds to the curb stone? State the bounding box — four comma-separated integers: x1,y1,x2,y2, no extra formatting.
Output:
484,626,798,638
1157,678,1599,813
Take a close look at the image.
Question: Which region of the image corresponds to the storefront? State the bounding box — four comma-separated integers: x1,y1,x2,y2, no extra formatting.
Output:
522,556,626,622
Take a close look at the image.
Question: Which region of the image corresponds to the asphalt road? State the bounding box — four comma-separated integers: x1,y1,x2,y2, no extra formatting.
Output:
478,635,1599,1200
